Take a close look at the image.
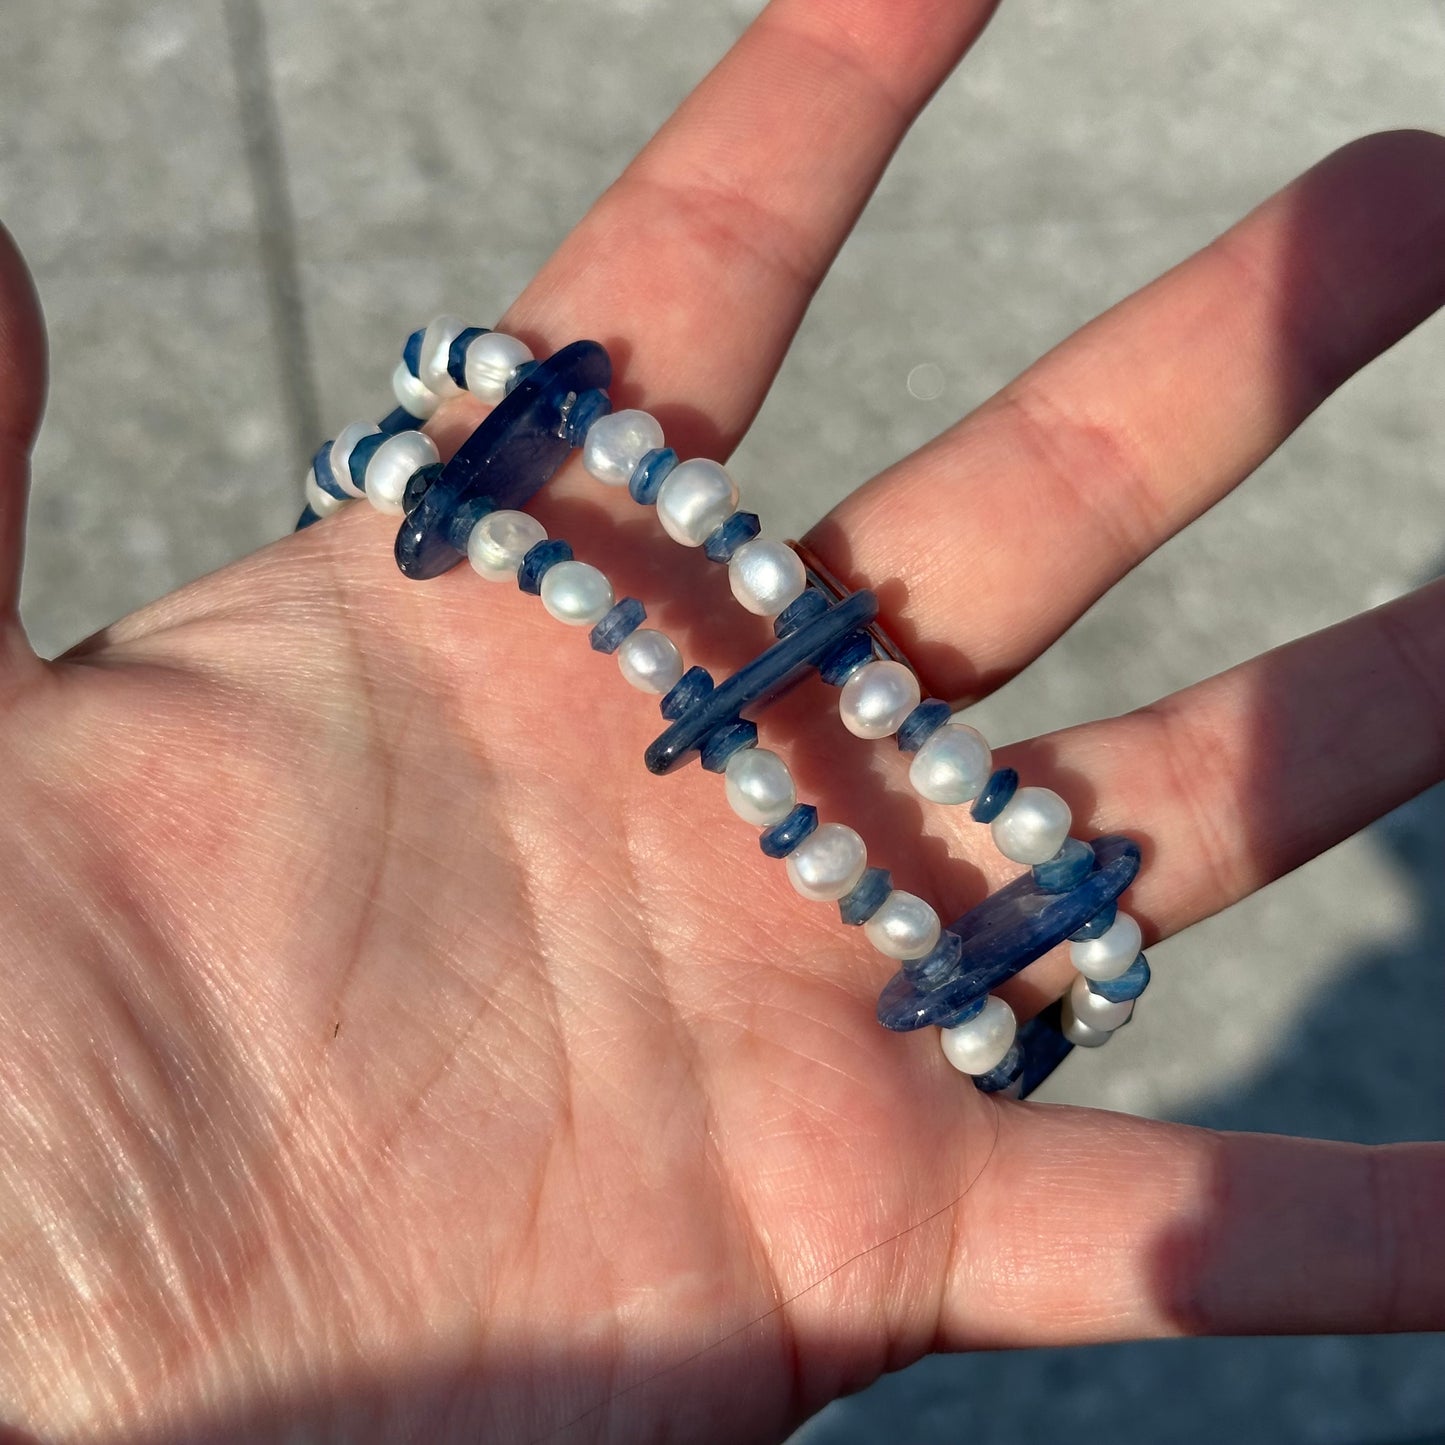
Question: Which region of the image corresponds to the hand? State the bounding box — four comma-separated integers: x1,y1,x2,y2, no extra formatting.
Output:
2,2,1442,1439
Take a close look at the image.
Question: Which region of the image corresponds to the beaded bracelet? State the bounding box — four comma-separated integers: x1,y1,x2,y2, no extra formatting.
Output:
298,318,1153,1099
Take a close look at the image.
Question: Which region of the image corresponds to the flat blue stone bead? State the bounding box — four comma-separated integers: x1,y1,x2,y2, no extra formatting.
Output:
904,927,964,989
564,388,612,447
517,538,573,594
311,441,350,501
1070,900,1118,940
1015,1002,1074,1098
590,597,646,655
937,993,987,1031
774,587,829,639
505,359,541,394
703,511,761,564
448,326,489,388
660,666,714,720
349,430,389,491
896,699,952,754
760,804,818,859
838,866,892,926
699,719,758,773
443,494,496,551
970,768,1019,824
378,406,422,435
402,461,445,515
296,504,321,530
1088,954,1150,1003
876,834,1142,1032
972,1040,1024,1094
817,630,876,686
629,447,678,505
402,327,425,378
1033,837,1096,894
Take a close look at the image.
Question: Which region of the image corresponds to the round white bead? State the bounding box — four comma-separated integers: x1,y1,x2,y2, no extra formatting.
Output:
940,996,1018,1076
785,823,867,902
616,629,684,694
863,890,941,960
990,786,1073,865
654,458,739,546
329,421,376,498
909,721,992,805
1060,992,1114,1047
464,331,534,403
838,659,921,740
364,430,440,515
723,747,796,826
727,539,807,617
392,358,440,419
1068,973,1135,1031
582,408,664,487
419,314,466,397
304,467,346,517
1069,911,1143,982
467,509,547,582
540,560,614,626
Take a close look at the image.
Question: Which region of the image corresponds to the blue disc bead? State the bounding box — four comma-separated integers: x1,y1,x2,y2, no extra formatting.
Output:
818,631,875,686
972,1041,1025,1094
1014,1002,1075,1098
402,327,425,378
896,699,952,754
296,504,321,529
703,511,762,564
402,461,445,515
590,597,646,655
565,388,612,447
1088,954,1151,1003
971,768,1019,823
1070,900,1118,940
517,538,573,594
700,719,758,773
349,430,389,490
936,992,986,1030
378,406,424,435
759,804,819,859
443,494,497,551
629,447,678,505
448,326,490,388
660,666,715,720
904,927,964,989
311,441,350,501
838,866,892,926
1033,837,1096,893
505,359,541,395
774,587,829,639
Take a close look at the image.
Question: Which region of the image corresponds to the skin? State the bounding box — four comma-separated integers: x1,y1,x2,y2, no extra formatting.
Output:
1,0,1442,1438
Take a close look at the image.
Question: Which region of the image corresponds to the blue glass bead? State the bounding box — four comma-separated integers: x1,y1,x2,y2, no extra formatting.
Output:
703,511,762,564
1032,837,1096,894
443,494,496,551
311,441,349,501
896,699,952,754
904,927,964,989
402,461,444,515
378,406,423,435
817,630,875,686
448,326,489,389
972,1040,1025,1094
1015,1002,1074,1098
938,994,987,1031
1088,954,1150,1003
629,447,678,505
402,327,425,378
590,597,646,655
774,587,829,639
564,388,611,447
970,768,1019,823
505,359,540,394
517,538,573,594
349,430,389,491
1070,900,1118,940
759,804,818,859
838,867,893,926
700,719,758,773
296,504,321,530
660,666,715,720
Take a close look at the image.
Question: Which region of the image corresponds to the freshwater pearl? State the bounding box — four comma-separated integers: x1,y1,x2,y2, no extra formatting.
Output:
464,331,534,403
582,409,665,486
419,314,467,397
1069,910,1143,982
655,459,739,546
940,995,1018,1075
1069,972,1135,1031
724,747,796,826
329,420,377,498
540,560,614,626
364,430,440,515
863,890,941,960
617,629,684,694
908,721,992,804
467,509,547,582
1061,992,1114,1047
304,468,346,517
392,358,440,419
785,823,867,902
838,659,921,739
991,786,1072,865
728,539,807,617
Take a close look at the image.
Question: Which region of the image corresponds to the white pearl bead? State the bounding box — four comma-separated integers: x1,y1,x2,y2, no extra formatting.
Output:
1060,992,1114,1047
727,539,807,617
617,628,684,694
654,458,738,546
392,358,440,419
991,786,1073,865
863,890,941,960
723,747,795,826
940,996,1017,1075
909,721,992,805
582,409,664,487
419,314,466,398
304,467,346,517
364,430,440,515
328,421,376,498
1069,911,1143,981
785,823,867,902
464,331,534,403
540,560,614,626
1068,973,1135,1031
838,659,921,740
467,509,547,582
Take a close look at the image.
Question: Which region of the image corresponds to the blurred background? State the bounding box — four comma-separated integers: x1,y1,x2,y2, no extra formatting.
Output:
5,0,1444,1440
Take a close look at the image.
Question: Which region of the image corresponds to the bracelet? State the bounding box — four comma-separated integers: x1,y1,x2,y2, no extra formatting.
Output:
298,318,1153,1099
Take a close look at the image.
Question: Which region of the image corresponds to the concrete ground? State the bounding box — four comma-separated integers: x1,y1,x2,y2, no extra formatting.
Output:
5,0,1444,1440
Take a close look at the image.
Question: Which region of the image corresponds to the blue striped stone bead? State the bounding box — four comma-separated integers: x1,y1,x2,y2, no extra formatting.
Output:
517,538,573,595
402,327,425,378
565,388,612,447
1014,1002,1074,1098
759,804,818,858
660,666,714,720
972,1040,1024,1094
904,927,964,989
448,326,490,389
1087,954,1150,1003
700,719,757,773
774,587,829,639
378,406,423,435
703,511,761,564
896,699,952,754
505,359,541,395
349,430,389,491
311,441,350,501
629,447,678,505
297,504,322,529
402,461,445,515
970,767,1018,823
817,630,875,685
1070,900,1118,940
936,992,985,1030
444,494,497,551
1033,837,1096,893
838,866,892,926
590,597,646,655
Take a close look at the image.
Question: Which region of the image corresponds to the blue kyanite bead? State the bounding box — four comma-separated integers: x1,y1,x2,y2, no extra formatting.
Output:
590,597,646,655
971,768,1019,823
1033,837,1096,894
444,493,497,551
311,441,349,501
700,719,758,773
817,630,876,686
447,326,489,389
838,866,893,926
377,406,423,435
1088,954,1151,1003
904,927,964,989
402,461,445,515
629,447,679,505
973,1041,1025,1095
517,538,573,594
1070,900,1118,940
505,359,541,395
296,504,321,529
774,587,829,639
703,511,762,564
896,698,952,754
1015,1002,1074,1098
349,430,389,491
660,666,715,720
759,804,819,859
402,327,425,378
564,388,612,447
937,994,986,1030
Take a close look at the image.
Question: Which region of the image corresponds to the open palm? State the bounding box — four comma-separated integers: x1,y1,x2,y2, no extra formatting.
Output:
3,2,1443,1439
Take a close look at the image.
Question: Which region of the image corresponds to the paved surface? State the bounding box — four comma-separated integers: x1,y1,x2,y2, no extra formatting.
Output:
5,1,1444,1441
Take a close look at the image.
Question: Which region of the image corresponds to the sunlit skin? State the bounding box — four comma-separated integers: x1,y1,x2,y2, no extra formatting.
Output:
1,2,1443,1439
